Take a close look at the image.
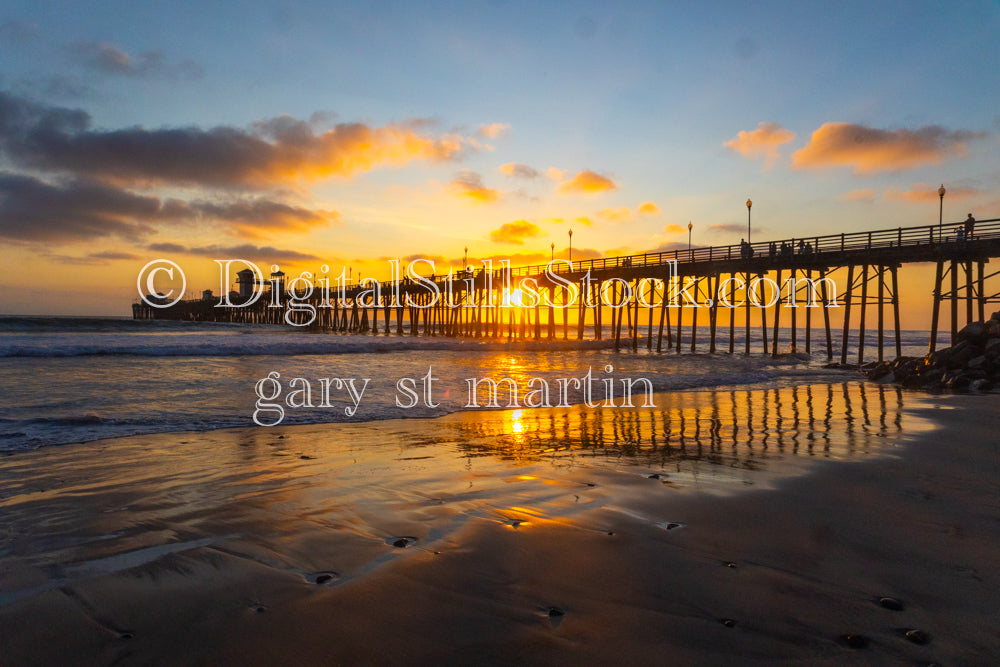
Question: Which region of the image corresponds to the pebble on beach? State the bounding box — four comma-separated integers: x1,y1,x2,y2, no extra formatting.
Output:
390,536,418,548
877,596,904,611
903,629,931,645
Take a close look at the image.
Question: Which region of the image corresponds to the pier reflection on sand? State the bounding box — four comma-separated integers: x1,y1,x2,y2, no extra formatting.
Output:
0,382,927,598
446,381,921,488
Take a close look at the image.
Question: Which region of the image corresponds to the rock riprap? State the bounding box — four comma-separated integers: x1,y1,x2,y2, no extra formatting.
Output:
863,311,1000,392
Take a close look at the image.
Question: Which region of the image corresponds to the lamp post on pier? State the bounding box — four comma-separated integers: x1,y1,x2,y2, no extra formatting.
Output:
688,221,693,261
463,246,468,269
938,184,946,242
550,242,555,261
746,197,752,244
568,229,573,263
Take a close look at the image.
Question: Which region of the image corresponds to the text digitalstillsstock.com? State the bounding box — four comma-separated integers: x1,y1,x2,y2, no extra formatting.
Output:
253,366,655,426
139,258,840,327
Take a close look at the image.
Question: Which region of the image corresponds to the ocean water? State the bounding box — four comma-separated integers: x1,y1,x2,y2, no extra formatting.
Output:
0,316,935,453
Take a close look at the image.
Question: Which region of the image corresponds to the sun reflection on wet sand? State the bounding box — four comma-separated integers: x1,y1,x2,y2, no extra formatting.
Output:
447,382,927,489
0,381,934,633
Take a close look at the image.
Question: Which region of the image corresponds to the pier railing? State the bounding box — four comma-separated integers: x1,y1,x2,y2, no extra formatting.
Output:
507,217,1000,277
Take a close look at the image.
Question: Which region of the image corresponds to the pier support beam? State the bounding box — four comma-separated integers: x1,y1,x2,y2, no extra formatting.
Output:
929,260,943,354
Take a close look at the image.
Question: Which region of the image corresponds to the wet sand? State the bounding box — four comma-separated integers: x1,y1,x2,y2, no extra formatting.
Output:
1,383,998,665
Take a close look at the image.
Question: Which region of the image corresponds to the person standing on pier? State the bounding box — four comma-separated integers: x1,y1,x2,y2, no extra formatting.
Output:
965,213,976,240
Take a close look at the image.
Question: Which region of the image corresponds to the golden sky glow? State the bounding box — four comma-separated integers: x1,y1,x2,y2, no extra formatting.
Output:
0,3,997,326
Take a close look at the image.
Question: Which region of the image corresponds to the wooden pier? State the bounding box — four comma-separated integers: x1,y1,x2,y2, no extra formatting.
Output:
134,217,1000,363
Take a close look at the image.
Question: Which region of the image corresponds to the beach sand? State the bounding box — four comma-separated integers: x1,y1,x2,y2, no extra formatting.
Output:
1,383,997,665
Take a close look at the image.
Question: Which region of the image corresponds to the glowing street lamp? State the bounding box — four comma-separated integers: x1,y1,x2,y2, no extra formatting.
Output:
463,246,468,269
938,184,946,241
746,197,752,244
688,221,693,260
568,228,573,263
550,242,555,261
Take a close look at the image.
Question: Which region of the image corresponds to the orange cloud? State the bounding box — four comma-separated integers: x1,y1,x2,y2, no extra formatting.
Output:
597,206,633,222
194,199,342,238
638,201,661,215
0,91,474,188
149,243,326,264
724,122,796,167
792,123,987,174
883,183,981,203
447,170,501,204
489,219,543,245
663,224,685,233
477,123,509,138
547,167,566,180
574,216,594,227
557,169,617,195
0,172,339,244
839,188,876,202
498,162,539,179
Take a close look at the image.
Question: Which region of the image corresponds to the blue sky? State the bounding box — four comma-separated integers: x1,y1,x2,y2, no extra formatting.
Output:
1,1,998,317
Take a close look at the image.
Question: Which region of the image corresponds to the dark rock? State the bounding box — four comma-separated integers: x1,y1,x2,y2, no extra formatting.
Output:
920,368,944,385
904,629,931,645
894,359,921,382
970,378,994,392
867,362,893,381
862,315,1000,392
956,321,987,345
720,618,736,628
946,374,971,391
946,342,979,369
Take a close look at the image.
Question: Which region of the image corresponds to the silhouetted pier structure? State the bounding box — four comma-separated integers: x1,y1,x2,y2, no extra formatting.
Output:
134,217,1000,363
